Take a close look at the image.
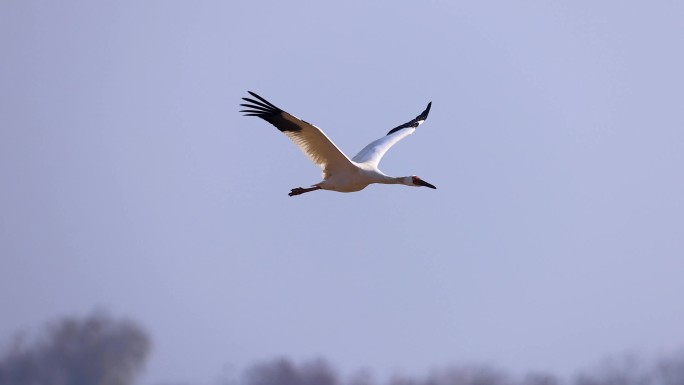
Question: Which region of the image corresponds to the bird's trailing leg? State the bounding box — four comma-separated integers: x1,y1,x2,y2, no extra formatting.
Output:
288,186,321,197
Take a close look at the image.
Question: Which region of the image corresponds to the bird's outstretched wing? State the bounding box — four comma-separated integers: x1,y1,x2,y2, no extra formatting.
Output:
241,91,356,178
352,102,432,168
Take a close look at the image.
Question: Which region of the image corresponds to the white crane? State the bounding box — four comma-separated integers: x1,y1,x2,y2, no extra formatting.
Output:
241,91,437,197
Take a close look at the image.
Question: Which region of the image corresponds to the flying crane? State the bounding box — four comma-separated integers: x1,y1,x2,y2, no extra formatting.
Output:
241,91,436,196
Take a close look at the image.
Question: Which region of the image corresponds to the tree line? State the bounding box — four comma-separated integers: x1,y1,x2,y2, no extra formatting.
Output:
1,312,682,385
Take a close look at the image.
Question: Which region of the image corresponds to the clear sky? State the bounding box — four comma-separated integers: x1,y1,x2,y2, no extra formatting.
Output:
1,1,683,384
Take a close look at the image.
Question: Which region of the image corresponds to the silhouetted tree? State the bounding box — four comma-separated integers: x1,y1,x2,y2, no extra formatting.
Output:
237,354,683,385
427,365,512,385
241,360,517,385
521,372,562,385
654,349,684,385
244,358,339,385
0,311,150,385
575,353,657,385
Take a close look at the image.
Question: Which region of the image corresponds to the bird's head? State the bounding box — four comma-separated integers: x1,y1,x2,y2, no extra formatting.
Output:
409,175,437,189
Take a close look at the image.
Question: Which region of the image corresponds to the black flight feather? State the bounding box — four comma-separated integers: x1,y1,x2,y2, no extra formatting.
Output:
240,91,302,132
386,102,432,135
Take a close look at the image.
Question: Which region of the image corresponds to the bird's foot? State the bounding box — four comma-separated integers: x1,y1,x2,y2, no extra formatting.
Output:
288,186,320,197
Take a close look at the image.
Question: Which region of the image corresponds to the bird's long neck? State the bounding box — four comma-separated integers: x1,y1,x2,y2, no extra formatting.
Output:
363,168,412,186
378,175,411,186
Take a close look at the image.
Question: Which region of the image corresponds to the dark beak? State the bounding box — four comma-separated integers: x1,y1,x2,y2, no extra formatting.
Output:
416,179,437,189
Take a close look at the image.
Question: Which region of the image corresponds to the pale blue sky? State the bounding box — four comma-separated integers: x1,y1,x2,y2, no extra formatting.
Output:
1,1,683,384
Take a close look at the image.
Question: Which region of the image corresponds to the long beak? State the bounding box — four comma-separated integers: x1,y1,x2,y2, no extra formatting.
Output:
416,179,437,189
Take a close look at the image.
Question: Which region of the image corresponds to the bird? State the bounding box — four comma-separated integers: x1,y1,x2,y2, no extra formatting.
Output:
240,91,436,197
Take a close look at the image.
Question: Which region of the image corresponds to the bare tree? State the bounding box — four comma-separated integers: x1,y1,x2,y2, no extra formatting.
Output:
521,372,562,385
654,348,684,385
235,349,684,385
574,354,655,385
0,311,150,385
244,357,339,385
242,359,516,385
421,365,512,385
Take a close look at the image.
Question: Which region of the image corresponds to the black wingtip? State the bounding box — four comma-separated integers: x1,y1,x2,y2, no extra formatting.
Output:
386,101,433,135
240,91,304,133
240,91,282,117
420,102,432,120
247,91,281,110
